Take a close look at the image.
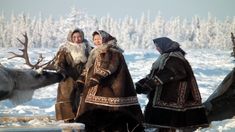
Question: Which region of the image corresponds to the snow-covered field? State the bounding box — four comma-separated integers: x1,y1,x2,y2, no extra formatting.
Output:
0,47,235,131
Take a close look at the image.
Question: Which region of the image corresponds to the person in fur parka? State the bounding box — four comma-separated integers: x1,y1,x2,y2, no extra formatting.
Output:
54,28,92,122
75,30,144,132
135,37,209,132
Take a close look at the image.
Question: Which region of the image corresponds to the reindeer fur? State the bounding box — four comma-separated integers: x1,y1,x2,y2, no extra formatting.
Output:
0,64,63,104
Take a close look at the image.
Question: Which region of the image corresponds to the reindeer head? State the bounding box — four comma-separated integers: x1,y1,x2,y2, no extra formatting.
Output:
0,65,63,104
15,69,63,90
1,33,63,104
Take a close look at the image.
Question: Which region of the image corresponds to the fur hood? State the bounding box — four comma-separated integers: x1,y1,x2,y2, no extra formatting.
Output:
56,28,92,65
67,28,85,42
85,39,123,69
59,41,89,64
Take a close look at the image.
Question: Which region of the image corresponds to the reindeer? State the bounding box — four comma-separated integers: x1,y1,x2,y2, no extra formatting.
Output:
0,33,62,104
0,64,62,104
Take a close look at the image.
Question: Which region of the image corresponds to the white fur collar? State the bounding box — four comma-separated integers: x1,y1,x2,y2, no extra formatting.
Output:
85,42,123,69
61,42,88,64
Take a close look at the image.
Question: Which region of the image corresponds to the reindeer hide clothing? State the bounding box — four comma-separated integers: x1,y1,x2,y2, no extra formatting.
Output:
136,37,209,129
136,55,209,129
75,42,144,131
55,39,92,121
55,77,76,120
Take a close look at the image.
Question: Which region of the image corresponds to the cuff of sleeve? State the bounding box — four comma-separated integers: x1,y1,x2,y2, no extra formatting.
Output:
77,80,85,84
95,69,111,77
92,74,104,83
153,75,163,84
90,77,99,83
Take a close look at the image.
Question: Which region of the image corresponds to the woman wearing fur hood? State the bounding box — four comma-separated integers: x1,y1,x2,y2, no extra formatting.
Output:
75,30,144,132
54,28,92,122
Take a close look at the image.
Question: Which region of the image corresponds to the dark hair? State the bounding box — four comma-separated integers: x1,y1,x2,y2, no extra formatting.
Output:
92,31,100,39
71,28,84,42
71,29,82,36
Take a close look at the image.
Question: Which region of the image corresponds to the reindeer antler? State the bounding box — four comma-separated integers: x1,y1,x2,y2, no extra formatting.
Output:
231,32,235,47
8,32,57,70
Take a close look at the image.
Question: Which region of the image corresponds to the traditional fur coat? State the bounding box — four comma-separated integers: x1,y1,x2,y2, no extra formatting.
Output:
54,29,92,121
75,30,144,132
136,37,209,130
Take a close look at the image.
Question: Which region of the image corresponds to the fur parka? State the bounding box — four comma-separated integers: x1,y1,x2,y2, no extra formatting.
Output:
75,31,144,131
54,29,92,121
136,37,209,129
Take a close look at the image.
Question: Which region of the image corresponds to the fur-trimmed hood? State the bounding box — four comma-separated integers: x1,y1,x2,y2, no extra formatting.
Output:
67,28,85,43
56,28,92,65
59,41,90,64
92,30,123,51
85,30,124,69
85,39,123,69
93,30,116,44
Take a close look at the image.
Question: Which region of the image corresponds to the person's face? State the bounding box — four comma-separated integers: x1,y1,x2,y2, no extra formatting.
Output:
72,32,83,44
156,46,162,54
93,34,102,46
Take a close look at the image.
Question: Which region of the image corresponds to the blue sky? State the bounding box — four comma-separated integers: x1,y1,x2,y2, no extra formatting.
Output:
0,0,235,20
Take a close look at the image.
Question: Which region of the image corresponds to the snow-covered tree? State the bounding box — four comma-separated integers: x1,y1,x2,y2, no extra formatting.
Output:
0,9,234,50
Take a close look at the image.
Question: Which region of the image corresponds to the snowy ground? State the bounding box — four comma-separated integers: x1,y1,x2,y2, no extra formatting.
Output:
0,47,235,131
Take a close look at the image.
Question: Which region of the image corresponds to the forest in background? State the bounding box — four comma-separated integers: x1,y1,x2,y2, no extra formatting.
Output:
0,8,235,49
